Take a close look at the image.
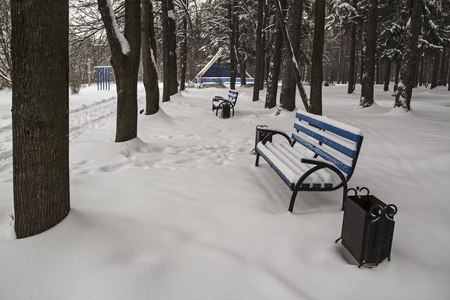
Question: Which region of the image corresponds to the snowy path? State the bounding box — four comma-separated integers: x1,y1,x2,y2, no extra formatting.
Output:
0,86,124,179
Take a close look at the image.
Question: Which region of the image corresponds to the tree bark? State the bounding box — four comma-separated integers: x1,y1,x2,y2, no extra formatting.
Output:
360,0,378,107
309,0,326,115
394,0,422,110
229,1,237,90
168,0,178,95
430,51,440,89
162,0,177,101
180,0,188,91
142,0,159,115
279,0,304,112
347,0,358,94
274,0,309,111
252,0,264,101
98,0,140,142
265,0,286,109
11,0,70,238
383,58,391,91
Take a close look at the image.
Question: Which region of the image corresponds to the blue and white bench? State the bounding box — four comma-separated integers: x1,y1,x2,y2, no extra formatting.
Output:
212,89,238,117
255,110,364,212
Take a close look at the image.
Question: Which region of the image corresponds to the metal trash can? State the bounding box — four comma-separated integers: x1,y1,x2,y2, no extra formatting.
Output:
220,102,231,119
336,187,397,268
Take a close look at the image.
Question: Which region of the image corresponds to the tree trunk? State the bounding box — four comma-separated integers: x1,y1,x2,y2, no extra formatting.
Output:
162,0,177,101
229,1,237,90
275,0,309,112
11,0,70,238
142,0,160,115
279,0,304,112
394,0,422,111
98,0,141,142
309,0,325,115
179,0,188,91
360,0,378,107
168,0,178,95
252,0,264,101
238,23,247,86
394,59,401,91
430,51,440,89
383,58,391,91
347,0,358,94
265,0,286,109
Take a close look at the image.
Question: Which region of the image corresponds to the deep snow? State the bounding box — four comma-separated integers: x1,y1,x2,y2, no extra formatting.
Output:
0,83,449,299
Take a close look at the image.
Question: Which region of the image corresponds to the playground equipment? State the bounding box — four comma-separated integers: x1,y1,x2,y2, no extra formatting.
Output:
94,66,112,90
192,47,254,85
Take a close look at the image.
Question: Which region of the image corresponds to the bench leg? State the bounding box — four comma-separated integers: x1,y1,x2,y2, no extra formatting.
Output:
255,153,260,166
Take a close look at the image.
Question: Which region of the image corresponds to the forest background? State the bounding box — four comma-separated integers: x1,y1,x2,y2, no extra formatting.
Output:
0,0,448,100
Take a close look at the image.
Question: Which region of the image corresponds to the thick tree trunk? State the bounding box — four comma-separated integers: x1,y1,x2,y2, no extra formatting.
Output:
98,0,141,142
180,0,188,91
11,0,70,238
142,0,159,114
309,0,325,115
430,51,440,89
360,0,378,107
252,0,264,101
162,0,177,101
274,0,309,112
394,0,422,110
280,0,304,112
265,0,286,109
168,0,178,95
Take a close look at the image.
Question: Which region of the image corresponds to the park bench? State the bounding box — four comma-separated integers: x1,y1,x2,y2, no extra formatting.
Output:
255,110,364,212
212,89,238,118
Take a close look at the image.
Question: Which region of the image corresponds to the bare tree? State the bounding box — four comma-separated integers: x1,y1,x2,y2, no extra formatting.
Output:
98,0,141,142
279,0,304,112
11,0,70,238
142,0,160,114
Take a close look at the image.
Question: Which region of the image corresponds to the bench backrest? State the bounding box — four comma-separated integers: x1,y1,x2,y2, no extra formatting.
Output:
227,90,238,104
292,110,363,179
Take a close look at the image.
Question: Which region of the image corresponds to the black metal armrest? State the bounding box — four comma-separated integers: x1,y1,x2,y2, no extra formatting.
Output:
301,158,347,185
259,128,292,144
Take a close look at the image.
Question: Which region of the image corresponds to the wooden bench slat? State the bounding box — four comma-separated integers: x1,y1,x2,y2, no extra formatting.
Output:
258,142,336,189
292,132,353,175
294,121,358,158
296,111,363,143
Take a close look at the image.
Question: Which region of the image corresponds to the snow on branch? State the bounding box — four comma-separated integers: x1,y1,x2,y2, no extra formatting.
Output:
106,0,130,55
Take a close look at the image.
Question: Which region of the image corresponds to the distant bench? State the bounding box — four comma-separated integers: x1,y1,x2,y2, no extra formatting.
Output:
212,89,238,117
255,110,364,212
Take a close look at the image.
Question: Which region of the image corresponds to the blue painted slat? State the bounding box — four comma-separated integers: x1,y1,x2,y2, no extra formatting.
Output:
257,146,296,189
293,122,357,158
291,133,352,174
296,112,362,143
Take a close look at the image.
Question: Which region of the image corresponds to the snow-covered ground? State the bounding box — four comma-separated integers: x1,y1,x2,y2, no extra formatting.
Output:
0,83,449,299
